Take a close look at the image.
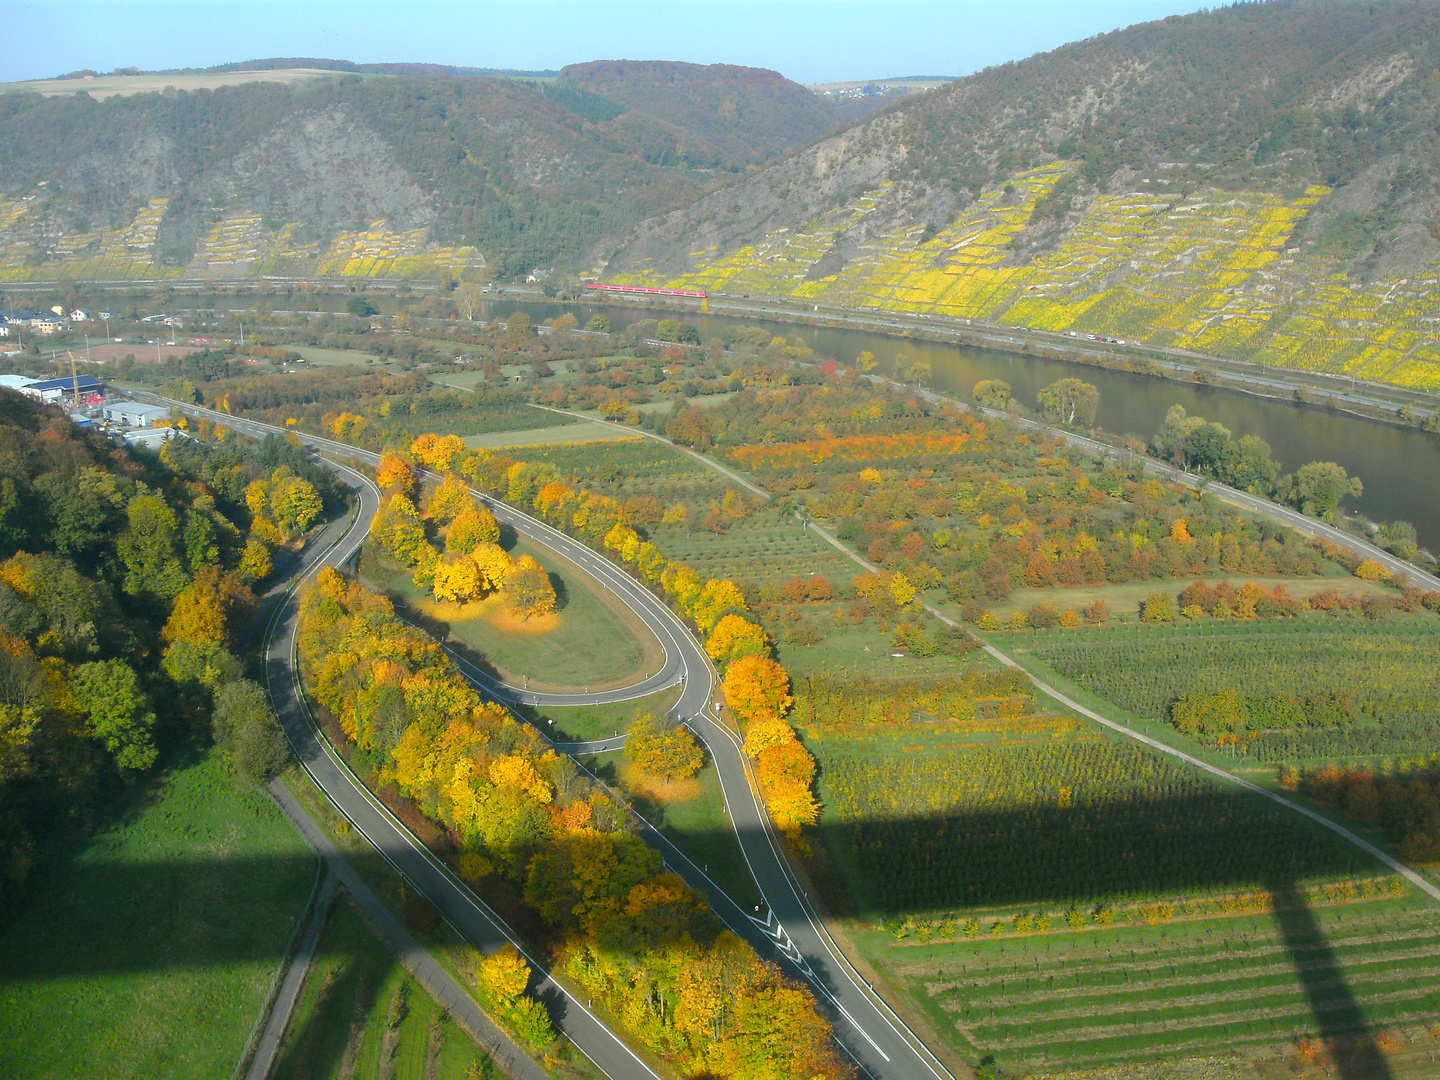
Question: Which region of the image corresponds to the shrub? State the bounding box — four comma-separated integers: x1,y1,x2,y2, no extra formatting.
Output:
1140,591,1177,623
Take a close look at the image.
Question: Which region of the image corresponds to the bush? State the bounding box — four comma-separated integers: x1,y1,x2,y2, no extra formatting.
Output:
1140,592,1178,623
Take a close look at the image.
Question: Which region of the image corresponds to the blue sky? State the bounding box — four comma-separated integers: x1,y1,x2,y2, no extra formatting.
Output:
4,1,1209,84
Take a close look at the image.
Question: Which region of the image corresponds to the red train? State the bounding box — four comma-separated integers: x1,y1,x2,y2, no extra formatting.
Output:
585,283,707,298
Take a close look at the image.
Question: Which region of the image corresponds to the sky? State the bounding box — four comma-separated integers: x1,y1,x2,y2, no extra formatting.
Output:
4,1,1211,84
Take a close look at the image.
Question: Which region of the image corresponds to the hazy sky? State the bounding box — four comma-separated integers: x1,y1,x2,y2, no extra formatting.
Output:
4,1,1209,84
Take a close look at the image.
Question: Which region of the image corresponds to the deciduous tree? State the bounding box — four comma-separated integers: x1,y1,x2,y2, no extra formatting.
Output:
503,554,556,619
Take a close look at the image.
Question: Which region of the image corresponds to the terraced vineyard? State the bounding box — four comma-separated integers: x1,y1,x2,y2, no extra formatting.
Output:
621,161,1440,389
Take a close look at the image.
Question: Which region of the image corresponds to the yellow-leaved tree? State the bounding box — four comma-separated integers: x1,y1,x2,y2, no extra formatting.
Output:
705,614,769,666
433,554,483,603
447,505,500,552
470,542,512,592
503,554,556,619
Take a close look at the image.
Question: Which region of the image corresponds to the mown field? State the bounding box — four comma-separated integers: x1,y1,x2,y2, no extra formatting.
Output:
360,538,651,692
0,749,316,1080
273,899,496,1080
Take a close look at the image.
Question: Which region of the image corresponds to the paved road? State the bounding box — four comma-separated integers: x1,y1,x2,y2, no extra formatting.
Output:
266,780,549,1080
140,396,957,1080
242,868,338,1080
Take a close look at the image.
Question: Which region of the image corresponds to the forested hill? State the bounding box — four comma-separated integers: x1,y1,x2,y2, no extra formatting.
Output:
603,0,1440,391
0,389,345,910
0,63,845,281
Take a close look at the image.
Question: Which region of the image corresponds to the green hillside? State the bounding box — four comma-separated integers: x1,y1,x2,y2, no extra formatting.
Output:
602,0,1440,389
0,63,845,282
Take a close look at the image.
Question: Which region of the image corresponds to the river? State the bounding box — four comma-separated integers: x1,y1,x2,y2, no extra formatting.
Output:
186,293,1440,554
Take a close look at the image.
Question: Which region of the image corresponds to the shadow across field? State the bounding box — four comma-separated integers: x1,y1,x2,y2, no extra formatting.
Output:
4,788,1409,1079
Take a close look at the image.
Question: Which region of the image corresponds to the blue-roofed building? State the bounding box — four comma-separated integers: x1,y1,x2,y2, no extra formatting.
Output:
21,375,105,404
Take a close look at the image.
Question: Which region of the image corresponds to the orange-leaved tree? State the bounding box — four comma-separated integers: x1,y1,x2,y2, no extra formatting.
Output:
723,655,792,724
376,453,417,497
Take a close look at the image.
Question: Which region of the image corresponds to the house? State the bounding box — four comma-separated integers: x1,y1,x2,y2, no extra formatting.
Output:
69,309,88,322
103,401,170,427
23,375,105,403
29,318,65,335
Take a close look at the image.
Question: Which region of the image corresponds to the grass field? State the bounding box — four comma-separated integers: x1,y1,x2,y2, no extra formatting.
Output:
362,538,653,692
463,423,632,449
272,899,496,1080
0,747,316,1080
531,685,683,743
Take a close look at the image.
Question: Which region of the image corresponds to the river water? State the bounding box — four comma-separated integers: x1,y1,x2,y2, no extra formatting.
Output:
188,293,1440,553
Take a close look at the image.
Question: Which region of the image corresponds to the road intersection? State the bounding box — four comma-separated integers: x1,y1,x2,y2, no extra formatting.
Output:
144,396,956,1080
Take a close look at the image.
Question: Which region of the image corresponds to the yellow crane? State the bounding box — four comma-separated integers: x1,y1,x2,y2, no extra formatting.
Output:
67,351,81,408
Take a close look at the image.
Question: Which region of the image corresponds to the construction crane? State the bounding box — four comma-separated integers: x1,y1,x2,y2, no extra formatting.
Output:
67,351,81,408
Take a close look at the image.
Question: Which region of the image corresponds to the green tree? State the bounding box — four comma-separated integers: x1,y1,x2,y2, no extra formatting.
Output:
1280,461,1363,521
972,379,1014,409
212,678,289,780
70,659,156,771
117,494,189,603
586,314,611,333
346,296,377,317
1037,378,1100,427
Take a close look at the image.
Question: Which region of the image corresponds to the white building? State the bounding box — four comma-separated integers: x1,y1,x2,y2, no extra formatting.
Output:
104,401,170,427
0,375,35,392
123,427,180,449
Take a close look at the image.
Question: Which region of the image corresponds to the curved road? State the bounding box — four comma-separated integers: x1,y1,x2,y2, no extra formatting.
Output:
142,396,956,1080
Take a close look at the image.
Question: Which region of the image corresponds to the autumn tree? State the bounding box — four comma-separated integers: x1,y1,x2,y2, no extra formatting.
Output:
237,538,273,583
377,453,417,497
425,473,473,524
691,578,747,633
1037,378,1100,426
973,379,1015,409
471,542,512,591
706,614,769,666
163,565,254,648
268,472,323,536
447,505,500,552
433,554,483,603
503,554,556,619
723,655,792,724
625,712,704,782
410,433,466,472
